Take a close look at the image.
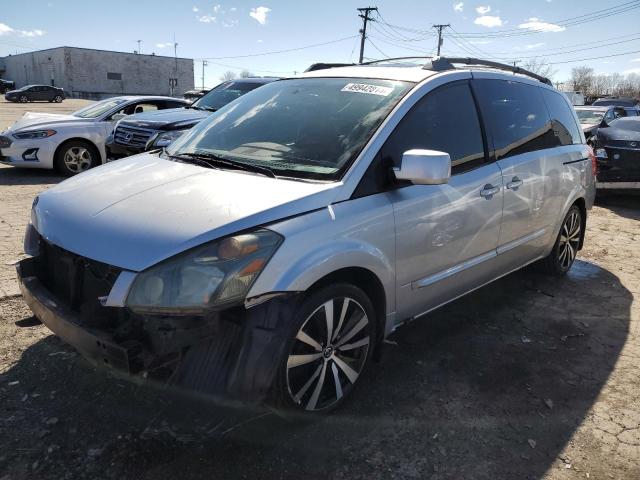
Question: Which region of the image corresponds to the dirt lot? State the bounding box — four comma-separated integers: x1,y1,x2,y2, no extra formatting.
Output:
1,99,639,479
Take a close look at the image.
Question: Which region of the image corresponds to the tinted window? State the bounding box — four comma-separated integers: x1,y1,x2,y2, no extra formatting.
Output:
381,81,485,174
193,81,269,111
541,89,582,145
474,80,555,159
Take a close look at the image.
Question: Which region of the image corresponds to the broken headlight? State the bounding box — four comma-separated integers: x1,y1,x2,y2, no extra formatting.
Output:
126,229,282,313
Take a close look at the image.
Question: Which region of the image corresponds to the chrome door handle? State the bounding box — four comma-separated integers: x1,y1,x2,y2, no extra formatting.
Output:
506,176,523,190
480,184,500,198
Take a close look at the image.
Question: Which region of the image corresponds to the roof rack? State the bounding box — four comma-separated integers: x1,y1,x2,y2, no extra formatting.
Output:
359,56,552,86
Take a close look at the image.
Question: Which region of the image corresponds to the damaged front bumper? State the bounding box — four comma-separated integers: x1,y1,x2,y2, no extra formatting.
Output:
17,255,293,405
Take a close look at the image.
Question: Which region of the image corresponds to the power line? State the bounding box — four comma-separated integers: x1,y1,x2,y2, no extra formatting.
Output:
433,24,450,56
198,35,358,60
367,38,390,59
546,48,640,65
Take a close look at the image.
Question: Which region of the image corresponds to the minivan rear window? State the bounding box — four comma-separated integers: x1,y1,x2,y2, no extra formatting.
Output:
474,80,556,159
541,89,582,146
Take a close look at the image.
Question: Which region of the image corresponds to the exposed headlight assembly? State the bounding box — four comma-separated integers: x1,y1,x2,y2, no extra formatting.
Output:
145,130,186,151
126,229,282,313
13,129,56,139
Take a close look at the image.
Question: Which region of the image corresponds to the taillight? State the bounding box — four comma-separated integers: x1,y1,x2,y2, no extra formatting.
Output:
587,145,597,177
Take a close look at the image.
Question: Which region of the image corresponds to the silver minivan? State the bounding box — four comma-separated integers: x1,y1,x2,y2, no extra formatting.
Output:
17,58,596,413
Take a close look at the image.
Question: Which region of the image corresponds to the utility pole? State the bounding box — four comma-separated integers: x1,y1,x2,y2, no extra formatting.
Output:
433,24,450,56
201,60,208,90
172,34,178,96
357,7,378,64
137,40,142,54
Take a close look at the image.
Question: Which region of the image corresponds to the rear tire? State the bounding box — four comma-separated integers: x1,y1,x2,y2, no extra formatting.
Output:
54,140,100,176
271,283,376,415
19,95,28,103
537,205,583,276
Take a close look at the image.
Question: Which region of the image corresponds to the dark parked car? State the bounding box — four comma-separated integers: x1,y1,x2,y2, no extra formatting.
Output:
592,96,639,109
5,85,65,103
575,105,639,144
0,79,16,94
594,116,640,190
106,77,278,157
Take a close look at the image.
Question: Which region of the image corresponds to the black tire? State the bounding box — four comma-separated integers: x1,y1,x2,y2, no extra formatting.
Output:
19,95,28,103
271,283,377,415
54,140,100,176
54,95,63,103
537,205,583,276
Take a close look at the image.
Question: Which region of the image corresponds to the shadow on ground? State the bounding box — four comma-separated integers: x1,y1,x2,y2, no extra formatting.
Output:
0,260,632,479
0,166,63,186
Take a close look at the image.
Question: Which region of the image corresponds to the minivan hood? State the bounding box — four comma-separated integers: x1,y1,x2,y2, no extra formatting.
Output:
9,112,83,131
32,154,340,271
119,107,210,131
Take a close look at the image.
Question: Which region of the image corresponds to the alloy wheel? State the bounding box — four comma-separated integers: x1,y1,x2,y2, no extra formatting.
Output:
286,297,370,411
19,95,28,103
63,146,93,173
558,210,581,270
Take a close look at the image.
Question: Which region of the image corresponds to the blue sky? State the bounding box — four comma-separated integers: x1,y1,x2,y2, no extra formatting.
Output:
1,0,639,87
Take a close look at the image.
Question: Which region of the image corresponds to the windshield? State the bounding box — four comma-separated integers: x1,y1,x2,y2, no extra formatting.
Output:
73,98,128,118
576,109,605,124
609,118,640,132
167,78,412,180
192,80,269,111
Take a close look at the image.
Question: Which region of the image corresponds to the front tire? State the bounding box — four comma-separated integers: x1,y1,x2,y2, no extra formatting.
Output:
54,95,63,103
538,205,583,275
54,140,100,176
272,283,376,414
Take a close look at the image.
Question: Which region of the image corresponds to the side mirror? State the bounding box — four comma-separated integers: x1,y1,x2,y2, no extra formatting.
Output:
393,149,451,185
110,113,128,122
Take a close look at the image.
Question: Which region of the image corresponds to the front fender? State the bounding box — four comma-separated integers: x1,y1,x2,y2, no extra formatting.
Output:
247,196,397,315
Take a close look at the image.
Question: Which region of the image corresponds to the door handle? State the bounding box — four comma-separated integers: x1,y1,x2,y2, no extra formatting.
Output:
506,176,524,190
480,184,500,198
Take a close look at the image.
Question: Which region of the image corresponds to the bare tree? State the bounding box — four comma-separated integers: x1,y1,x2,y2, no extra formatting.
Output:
220,70,237,81
522,58,556,81
570,66,594,94
239,69,256,78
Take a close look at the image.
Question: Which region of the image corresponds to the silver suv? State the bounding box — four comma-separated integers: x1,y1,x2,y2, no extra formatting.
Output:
17,58,596,414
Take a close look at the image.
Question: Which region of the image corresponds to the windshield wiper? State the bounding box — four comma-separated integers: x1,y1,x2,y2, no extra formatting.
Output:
170,152,277,178
189,105,216,112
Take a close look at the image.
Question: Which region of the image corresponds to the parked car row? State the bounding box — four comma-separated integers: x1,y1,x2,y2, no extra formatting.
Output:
14,58,598,414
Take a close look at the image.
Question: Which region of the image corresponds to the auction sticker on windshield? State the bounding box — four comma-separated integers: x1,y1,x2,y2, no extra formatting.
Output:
341,83,394,96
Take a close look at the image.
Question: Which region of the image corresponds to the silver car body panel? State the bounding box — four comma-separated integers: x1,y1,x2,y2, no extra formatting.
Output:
27,66,596,338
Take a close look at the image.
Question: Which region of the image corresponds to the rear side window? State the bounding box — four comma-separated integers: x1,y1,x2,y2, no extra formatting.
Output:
541,89,582,145
474,79,555,159
381,81,486,175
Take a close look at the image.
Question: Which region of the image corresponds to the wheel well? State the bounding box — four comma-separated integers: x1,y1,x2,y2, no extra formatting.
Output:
54,138,102,165
572,197,587,249
306,267,387,359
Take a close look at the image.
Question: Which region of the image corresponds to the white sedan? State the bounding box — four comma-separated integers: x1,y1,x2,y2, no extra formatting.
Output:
0,96,188,176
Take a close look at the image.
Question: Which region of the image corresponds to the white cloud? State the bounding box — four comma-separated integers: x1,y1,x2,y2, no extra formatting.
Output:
476,5,491,14
192,6,199,12
623,67,640,74
213,4,222,12
156,42,173,48
198,14,216,23
223,19,239,28
249,6,271,25
474,15,502,27
518,17,565,32
525,42,545,49
257,39,263,43
469,40,492,44
631,58,640,62
0,23,45,37
230,7,237,11
453,2,463,12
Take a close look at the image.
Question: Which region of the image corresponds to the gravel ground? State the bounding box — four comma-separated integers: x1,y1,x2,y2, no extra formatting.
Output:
0,195,638,480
